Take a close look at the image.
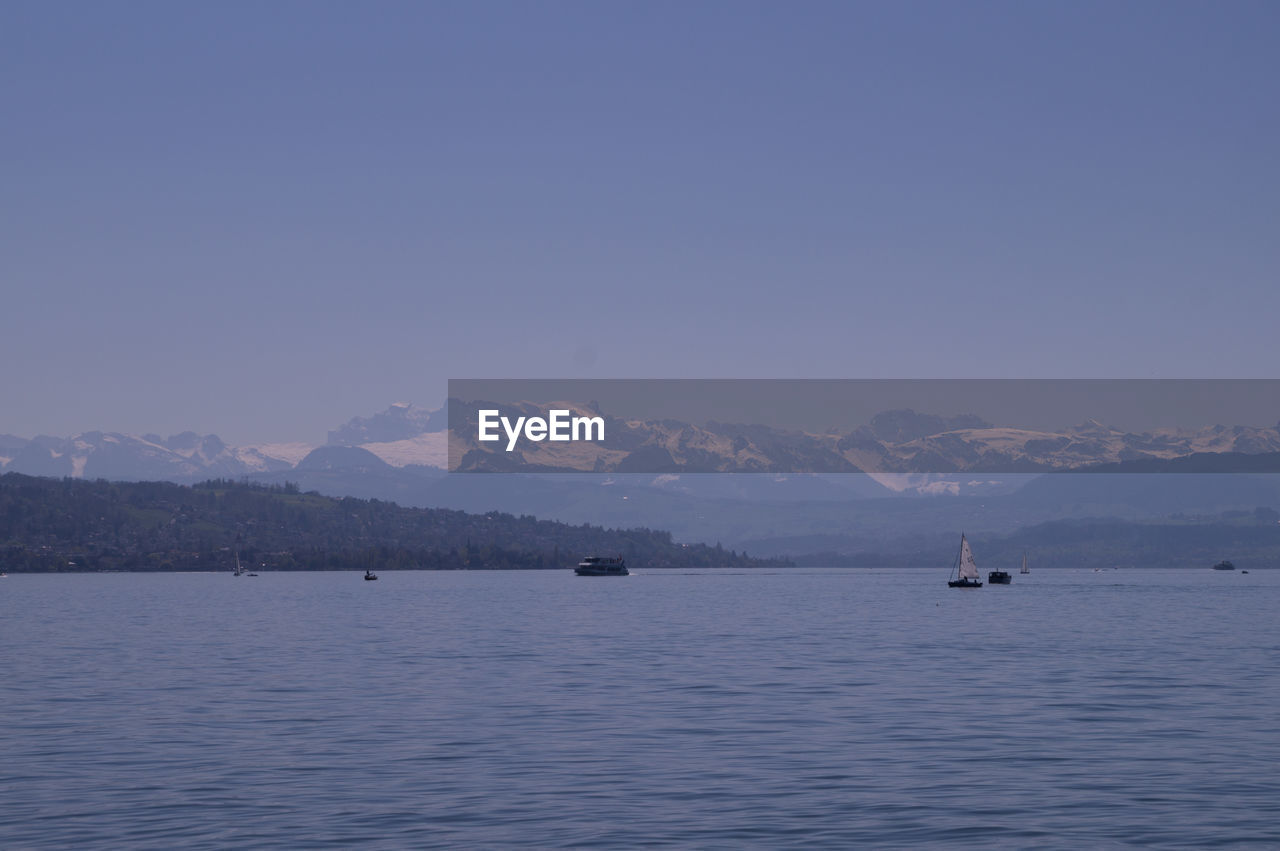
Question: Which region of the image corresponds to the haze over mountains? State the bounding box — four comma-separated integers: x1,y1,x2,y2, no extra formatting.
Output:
7,400,1279,482
0,403,446,482
450,400,1280,475
4,402,1280,559
0,430,309,480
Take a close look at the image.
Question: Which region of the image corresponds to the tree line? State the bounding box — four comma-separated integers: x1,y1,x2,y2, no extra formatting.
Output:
0,474,787,572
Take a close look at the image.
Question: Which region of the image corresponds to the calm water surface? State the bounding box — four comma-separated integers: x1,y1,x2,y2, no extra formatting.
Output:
2,568,1278,848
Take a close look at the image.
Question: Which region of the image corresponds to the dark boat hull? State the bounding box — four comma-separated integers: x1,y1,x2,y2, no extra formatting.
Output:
948,578,983,588
988,571,1011,584
575,555,628,576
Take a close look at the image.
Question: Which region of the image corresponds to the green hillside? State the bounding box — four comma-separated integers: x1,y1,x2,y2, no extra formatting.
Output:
0,474,783,572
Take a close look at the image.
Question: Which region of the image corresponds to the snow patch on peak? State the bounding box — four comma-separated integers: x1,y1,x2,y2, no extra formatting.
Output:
236,442,317,468
358,432,448,468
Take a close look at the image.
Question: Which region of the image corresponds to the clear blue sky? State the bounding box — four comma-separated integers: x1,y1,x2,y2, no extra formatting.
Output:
3,1,1278,444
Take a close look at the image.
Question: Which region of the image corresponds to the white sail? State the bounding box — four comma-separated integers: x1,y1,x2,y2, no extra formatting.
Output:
958,535,979,580
1021,553,1029,574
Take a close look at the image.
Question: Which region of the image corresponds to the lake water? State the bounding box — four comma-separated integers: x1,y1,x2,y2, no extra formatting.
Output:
2,568,1277,848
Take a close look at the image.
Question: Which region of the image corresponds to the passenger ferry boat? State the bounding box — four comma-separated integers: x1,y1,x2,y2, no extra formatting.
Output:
575,555,629,576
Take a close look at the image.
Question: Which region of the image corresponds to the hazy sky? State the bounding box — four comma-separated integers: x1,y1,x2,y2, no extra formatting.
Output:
4,1,1278,444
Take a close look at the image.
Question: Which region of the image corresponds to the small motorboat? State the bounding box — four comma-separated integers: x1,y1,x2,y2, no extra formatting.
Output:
364,570,379,581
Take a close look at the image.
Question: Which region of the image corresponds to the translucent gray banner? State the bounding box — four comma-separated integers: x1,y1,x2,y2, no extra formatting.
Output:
447,379,1280,474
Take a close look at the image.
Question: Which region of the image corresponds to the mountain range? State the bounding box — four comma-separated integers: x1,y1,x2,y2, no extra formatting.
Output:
7,402,1280,483
5,403,1280,558
0,403,445,482
449,400,1280,475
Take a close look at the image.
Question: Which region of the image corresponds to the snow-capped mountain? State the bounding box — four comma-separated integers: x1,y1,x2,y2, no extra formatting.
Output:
450,403,1280,474
0,432,305,481
6,403,1280,485
325,403,448,468
0,404,450,482
351,432,449,468
840,415,1280,473
327,401,445,445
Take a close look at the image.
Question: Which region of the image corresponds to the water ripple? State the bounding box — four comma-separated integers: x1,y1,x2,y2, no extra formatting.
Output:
1,568,1277,848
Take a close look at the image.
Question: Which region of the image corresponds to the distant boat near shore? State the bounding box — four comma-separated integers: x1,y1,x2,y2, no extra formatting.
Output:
575,555,629,576
1020,553,1030,575
1212,560,1235,571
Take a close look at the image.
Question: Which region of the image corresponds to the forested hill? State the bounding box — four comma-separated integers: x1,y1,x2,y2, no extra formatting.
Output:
0,474,783,572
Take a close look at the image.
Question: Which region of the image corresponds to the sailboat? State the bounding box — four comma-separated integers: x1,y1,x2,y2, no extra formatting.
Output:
1020,553,1030,574
947,534,983,588
232,549,257,576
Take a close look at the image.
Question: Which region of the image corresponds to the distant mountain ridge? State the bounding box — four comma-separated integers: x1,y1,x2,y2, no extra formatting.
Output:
326,401,446,444
6,403,1280,483
0,431,305,480
789,513,1280,570
0,404,449,482
450,400,1280,475
4,404,1280,558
